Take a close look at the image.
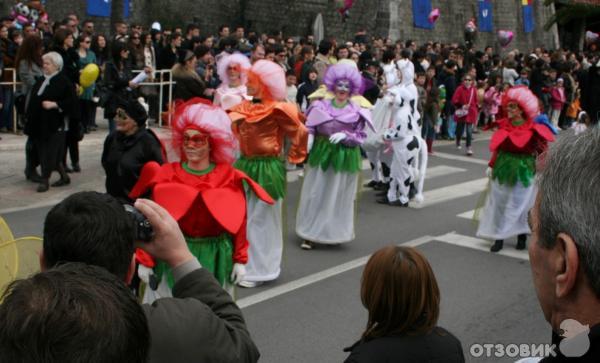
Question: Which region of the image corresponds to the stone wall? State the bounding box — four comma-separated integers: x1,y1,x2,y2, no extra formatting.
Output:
4,0,556,51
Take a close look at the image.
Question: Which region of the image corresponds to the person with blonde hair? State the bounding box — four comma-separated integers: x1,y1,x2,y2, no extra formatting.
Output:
344,246,464,362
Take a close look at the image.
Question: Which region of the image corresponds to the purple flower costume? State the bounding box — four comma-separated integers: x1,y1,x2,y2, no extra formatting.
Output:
296,63,372,244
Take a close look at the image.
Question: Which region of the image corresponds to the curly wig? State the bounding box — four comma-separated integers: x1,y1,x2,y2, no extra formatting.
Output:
217,52,251,86
323,62,363,95
502,86,540,122
171,98,238,164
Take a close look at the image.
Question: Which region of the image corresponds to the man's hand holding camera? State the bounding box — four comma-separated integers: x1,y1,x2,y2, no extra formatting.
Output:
133,198,194,269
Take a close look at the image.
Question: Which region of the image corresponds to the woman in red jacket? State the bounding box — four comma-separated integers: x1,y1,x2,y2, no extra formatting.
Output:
451,75,478,156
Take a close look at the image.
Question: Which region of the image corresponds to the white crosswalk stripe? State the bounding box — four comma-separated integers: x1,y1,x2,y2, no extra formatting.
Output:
411,178,489,209
434,231,529,261
457,209,476,220
432,152,489,165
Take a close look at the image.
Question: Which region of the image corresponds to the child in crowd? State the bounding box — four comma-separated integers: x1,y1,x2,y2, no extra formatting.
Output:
515,68,530,87
572,111,590,135
550,78,566,129
285,69,298,104
422,87,442,154
483,76,502,127
296,68,319,112
565,88,581,129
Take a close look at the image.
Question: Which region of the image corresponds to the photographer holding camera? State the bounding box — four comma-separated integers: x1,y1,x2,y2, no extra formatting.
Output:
40,191,260,363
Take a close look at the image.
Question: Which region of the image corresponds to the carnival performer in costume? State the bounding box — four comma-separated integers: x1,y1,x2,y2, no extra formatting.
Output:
363,54,399,189
214,53,251,110
377,85,428,207
228,60,308,287
296,63,373,250
477,86,554,252
129,99,274,298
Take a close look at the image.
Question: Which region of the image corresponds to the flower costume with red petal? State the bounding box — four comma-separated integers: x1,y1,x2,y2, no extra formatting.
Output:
130,99,273,292
477,87,555,241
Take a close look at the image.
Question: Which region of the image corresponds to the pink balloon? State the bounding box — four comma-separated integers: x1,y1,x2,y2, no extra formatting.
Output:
497,30,514,47
428,8,440,24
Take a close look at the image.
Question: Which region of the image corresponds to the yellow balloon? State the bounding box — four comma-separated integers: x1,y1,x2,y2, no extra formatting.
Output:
79,63,100,89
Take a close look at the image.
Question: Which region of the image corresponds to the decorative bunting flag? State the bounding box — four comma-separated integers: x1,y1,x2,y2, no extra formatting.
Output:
522,0,535,33
478,0,493,33
87,0,130,18
412,0,433,30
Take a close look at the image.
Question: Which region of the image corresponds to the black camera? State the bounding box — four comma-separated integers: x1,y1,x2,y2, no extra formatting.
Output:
123,204,154,242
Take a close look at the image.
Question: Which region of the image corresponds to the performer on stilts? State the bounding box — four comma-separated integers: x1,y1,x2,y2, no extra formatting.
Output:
296,63,373,249
477,86,555,252
129,99,273,299
228,60,308,287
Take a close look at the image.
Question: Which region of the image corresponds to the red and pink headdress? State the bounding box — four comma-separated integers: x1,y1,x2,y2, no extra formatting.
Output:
171,98,238,164
502,86,540,122
247,60,287,101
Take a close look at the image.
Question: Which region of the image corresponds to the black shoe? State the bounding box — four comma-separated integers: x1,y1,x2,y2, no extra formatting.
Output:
373,182,390,191
51,177,71,187
26,173,44,183
375,190,387,197
408,183,416,200
490,240,504,252
72,163,81,172
363,180,378,188
37,180,49,192
516,234,527,250
389,200,409,207
376,197,389,204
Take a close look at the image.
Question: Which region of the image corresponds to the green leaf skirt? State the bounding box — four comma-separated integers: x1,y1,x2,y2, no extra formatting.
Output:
308,136,361,173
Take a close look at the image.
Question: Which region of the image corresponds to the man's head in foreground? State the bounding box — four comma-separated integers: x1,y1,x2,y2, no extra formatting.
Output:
0,263,149,362
530,128,600,333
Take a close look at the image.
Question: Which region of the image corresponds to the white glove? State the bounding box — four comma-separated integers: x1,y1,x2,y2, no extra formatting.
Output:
307,133,315,152
230,263,246,284
138,265,153,284
329,132,347,144
486,167,493,178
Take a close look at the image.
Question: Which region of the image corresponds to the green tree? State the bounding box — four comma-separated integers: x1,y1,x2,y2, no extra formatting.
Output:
543,0,600,31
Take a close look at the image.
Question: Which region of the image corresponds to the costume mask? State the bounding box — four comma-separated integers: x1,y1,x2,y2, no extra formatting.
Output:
507,102,525,126
335,79,351,94
183,128,210,163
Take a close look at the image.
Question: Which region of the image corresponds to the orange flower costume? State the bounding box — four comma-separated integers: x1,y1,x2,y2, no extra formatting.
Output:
228,60,307,286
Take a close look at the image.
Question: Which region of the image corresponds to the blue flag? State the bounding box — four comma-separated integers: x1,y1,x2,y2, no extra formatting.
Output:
523,0,535,33
412,0,433,30
87,0,130,18
478,0,493,33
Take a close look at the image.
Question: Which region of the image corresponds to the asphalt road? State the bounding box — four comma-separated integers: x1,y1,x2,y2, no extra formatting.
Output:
1,134,552,363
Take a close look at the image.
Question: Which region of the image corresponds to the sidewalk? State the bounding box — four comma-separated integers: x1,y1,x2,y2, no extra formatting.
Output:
0,118,171,213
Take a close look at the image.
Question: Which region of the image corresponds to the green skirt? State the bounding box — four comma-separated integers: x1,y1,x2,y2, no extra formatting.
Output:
493,151,536,187
155,234,233,288
235,155,286,200
308,136,361,173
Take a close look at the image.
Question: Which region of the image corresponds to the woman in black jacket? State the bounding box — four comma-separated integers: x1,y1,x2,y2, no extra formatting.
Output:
103,41,136,133
25,52,76,192
344,246,465,363
101,97,164,203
